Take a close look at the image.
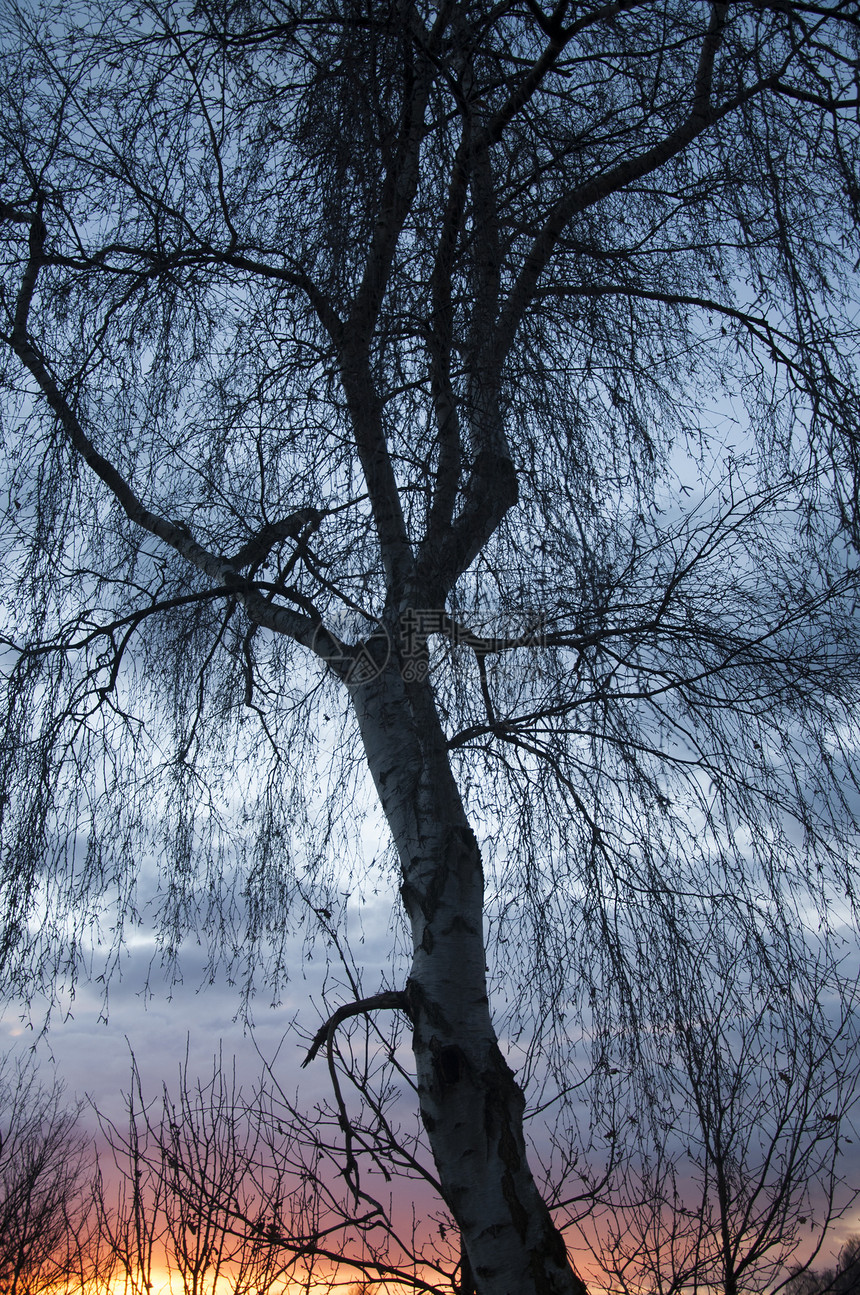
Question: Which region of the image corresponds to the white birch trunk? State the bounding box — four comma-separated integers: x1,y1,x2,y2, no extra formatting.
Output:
350,662,586,1295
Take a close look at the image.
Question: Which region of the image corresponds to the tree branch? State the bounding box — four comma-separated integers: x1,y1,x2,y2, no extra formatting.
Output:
496,2,733,357
301,991,413,1069
3,213,357,660
230,509,324,570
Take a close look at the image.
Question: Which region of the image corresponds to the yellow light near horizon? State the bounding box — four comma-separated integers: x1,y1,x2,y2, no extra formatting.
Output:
89,1266,425,1295
93,1273,341,1295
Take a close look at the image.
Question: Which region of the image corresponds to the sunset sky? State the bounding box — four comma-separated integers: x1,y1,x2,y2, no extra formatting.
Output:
3,903,859,1289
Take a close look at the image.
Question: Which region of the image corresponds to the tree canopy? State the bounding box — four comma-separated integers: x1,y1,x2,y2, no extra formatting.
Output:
1,1,859,1290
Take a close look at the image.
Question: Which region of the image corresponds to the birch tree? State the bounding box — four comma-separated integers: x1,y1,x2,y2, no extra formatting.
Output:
1,2,860,1291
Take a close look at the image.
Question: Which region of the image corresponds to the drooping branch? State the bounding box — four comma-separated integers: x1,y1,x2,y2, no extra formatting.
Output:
2,209,362,660
301,990,413,1207
301,990,413,1069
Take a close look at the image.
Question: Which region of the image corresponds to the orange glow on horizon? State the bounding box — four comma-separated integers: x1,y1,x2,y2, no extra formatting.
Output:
87,1260,442,1295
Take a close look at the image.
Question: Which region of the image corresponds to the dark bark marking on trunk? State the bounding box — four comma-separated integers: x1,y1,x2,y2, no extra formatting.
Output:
406,850,450,922
401,822,482,925
502,1167,531,1240
530,1203,581,1288
405,976,448,1030
448,822,484,880
483,1047,526,1142
443,912,481,937
399,879,422,918
484,1049,529,1246
433,1041,467,1086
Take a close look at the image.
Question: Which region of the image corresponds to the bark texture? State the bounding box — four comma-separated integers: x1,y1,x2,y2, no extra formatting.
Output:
352,662,585,1295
